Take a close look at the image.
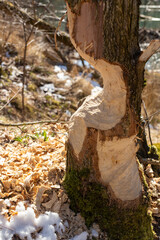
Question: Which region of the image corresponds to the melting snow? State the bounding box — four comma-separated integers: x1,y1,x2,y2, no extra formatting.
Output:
70,231,89,240
91,86,102,95
40,83,55,93
91,228,99,238
57,72,70,81
0,202,65,240
54,65,67,73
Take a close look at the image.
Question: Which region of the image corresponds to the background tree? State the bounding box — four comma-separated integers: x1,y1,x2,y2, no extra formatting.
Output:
64,1,160,239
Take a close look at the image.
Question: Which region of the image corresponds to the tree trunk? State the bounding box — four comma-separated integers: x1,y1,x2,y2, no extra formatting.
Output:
64,1,157,239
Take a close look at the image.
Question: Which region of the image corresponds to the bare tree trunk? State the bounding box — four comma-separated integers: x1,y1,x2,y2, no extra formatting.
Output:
21,20,34,121
21,37,27,120
64,1,159,239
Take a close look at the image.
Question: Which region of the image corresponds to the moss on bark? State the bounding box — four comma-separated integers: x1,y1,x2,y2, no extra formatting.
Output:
64,168,155,240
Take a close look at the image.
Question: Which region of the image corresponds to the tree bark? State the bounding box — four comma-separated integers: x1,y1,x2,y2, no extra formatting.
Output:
64,1,158,239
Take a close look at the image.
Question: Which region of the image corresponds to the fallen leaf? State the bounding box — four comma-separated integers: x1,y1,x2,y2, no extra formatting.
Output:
35,186,49,211
42,191,58,209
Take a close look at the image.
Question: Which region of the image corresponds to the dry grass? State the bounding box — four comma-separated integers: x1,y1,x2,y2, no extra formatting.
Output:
0,14,49,66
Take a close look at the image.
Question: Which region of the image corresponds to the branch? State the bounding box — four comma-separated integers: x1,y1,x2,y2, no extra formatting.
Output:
139,39,160,63
139,157,160,166
0,88,21,111
142,100,153,146
0,224,14,231
0,120,66,127
140,14,160,21
0,0,72,47
147,110,160,122
54,11,67,50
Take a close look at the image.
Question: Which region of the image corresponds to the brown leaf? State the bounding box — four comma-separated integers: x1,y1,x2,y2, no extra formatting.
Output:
35,186,49,211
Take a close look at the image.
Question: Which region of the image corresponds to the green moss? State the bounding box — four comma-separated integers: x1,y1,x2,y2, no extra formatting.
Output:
137,159,151,201
148,144,160,160
32,66,52,76
28,82,37,92
30,72,39,81
11,96,22,110
149,144,160,177
26,104,35,114
0,67,8,78
11,96,35,115
44,95,60,108
64,169,155,240
152,143,160,159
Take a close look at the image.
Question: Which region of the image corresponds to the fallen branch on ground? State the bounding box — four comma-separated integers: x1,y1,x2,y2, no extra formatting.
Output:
0,0,72,47
0,88,21,111
139,157,160,166
0,120,67,127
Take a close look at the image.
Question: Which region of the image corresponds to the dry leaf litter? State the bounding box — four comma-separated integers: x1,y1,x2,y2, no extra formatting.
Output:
0,123,108,240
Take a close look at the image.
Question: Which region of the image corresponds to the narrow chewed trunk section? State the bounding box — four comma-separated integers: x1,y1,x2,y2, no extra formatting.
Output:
67,3,141,203
64,1,155,239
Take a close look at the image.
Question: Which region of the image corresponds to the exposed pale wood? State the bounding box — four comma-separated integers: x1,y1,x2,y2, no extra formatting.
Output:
97,135,142,201
67,3,142,201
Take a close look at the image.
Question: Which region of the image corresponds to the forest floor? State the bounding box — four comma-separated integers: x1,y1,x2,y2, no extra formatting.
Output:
0,123,159,240
0,123,109,240
0,17,160,239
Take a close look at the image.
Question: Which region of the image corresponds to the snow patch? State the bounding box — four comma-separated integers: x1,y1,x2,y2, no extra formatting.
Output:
57,72,70,81
91,228,99,238
0,202,65,240
70,231,88,240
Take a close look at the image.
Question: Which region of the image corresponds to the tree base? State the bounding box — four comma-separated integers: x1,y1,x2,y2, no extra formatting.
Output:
64,147,156,240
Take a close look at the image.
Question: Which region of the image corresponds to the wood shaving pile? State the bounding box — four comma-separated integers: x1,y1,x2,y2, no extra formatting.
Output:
0,123,160,239
0,124,67,217
0,123,108,240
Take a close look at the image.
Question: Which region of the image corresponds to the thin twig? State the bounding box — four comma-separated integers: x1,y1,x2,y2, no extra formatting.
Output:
139,39,160,63
54,11,67,50
138,156,160,166
45,34,68,63
146,110,160,122
0,0,72,47
0,224,14,231
21,20,35,121
0,179,5,189
0,120,67,127
142,100,153,146
0,88,21,111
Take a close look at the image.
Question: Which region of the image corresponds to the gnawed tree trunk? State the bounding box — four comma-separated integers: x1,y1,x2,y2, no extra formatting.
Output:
64,1,160,239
